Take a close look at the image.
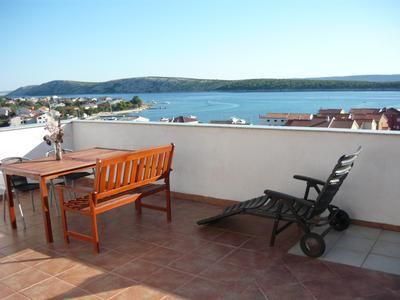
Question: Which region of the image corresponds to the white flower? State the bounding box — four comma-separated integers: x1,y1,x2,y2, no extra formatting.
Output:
43,110,64,145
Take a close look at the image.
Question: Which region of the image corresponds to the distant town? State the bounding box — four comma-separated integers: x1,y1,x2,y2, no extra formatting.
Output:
0,95,148,127
259,108,400,130
0,94,399,131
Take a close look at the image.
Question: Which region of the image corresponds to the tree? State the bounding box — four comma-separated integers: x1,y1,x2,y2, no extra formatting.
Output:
130,96,143,108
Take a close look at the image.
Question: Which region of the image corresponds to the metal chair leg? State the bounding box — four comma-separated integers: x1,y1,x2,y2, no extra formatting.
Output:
71,180,77,199
2,191,6,222
51,181,60,216
30,190,35,212
63,176,74,200
49,181,54,208
270,218,280,246
15,192,26,230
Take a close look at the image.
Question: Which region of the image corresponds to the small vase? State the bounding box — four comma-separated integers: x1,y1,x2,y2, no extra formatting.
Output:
55,142,63,160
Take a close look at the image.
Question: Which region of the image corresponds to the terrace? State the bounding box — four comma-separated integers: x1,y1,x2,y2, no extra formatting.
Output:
0,121,400,299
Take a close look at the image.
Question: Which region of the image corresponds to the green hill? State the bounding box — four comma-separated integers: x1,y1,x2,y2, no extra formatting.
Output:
7,76,400,96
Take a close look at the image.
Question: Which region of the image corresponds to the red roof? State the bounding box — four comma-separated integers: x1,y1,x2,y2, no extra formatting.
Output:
329,119,356,129
261,113,312,120
350,108,380,115
318,109,344,115
286,118,329,127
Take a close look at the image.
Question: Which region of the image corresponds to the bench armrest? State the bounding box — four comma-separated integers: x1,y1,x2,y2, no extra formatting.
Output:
264,189,314,207
293,175,325,186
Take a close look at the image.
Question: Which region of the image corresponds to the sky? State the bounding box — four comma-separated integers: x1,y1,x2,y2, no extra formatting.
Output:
0,0,399,91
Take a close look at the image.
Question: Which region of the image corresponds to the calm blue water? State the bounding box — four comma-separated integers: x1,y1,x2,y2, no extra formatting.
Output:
66,91,400,124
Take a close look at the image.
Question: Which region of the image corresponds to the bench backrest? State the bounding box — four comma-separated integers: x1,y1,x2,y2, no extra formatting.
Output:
93,144,174,202
312,146,361,216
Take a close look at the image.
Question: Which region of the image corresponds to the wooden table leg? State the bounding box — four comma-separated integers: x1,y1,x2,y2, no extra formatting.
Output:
4,174,17,229
40,178,53,243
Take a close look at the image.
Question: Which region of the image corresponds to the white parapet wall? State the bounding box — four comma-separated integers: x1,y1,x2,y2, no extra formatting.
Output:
0,123,74,160
71,120,400,227
0,123,74,186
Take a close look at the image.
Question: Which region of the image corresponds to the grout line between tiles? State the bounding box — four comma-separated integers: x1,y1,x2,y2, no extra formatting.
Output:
361,228,383,267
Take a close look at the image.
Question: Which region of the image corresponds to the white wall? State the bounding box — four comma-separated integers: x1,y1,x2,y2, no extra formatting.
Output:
0,123,74,185
71,120,400,226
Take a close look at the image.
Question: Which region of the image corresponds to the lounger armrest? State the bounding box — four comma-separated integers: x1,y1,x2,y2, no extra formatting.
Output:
264,189,314,207
293,175,325,186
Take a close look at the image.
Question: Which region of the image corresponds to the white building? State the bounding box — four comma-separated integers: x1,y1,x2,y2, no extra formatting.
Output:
36,113,51,124
130,116,149,123
9,116,22,126
83,103,98,110
53,103,66,108
0,107,11,117
259,113,314,126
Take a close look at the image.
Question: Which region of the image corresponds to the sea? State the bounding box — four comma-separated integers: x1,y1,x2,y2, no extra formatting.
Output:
64,91,400,125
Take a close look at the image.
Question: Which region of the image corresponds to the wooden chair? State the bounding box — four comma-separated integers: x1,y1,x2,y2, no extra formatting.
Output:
57,144,175,253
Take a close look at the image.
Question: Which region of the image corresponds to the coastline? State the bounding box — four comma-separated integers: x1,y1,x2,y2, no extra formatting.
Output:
88,104,150,119
8,88,400,98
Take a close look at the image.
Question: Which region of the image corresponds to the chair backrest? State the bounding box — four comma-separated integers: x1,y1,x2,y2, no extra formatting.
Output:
93,144,175,202
311,146,362,217
0,157,31,187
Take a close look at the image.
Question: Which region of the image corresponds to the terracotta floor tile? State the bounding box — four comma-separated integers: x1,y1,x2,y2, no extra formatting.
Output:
2,293,29,300
2,195,400,298
254,264,299,290
186,226,225,241
303,277,361,299
286,259,340,283
174,277,241,300
221,248,282,270
0,282,16,298
80,273,134,299
111,283,167,300
142,267,194,292
1,267,50,291
361,290,400,300
168,254,215,275
191,242,235,261
113,259,162,282
21,277,90,300
126,229,175,246
140,246,184,266
325,261,400,291
114,239,156,257
262,282,314,300
199,261,257,292
35,256,79,275
0,257,29,280
211,231,252,247
83,250,134,271
238,284,267,300
281,253,312,265
161,237,208,252
240,237,274,252
161,293,189,300
56,264,106,286
12,248,57,267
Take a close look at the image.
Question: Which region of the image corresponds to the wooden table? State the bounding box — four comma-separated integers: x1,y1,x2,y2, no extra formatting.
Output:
1,147,132,243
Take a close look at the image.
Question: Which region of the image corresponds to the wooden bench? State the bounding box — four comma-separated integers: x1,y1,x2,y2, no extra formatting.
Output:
57,144,175,253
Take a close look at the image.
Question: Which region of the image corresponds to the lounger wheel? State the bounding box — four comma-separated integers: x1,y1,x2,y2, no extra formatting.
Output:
300,232,326,258
330,210,350,231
